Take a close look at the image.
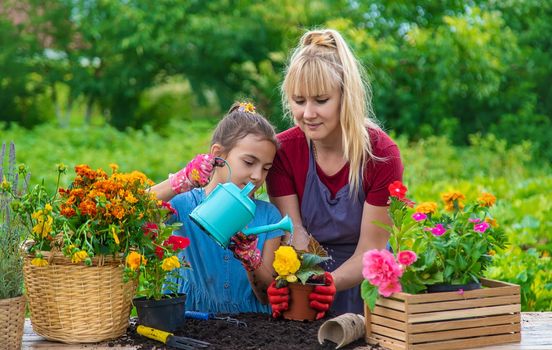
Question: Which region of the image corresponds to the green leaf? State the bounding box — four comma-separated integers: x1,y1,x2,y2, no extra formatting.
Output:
361,280,379,312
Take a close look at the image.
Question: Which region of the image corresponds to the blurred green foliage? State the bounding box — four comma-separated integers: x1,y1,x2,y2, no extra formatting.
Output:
1,0,551,160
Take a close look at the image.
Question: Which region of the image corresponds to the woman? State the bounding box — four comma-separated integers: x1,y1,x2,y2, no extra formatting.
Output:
266,29,404,315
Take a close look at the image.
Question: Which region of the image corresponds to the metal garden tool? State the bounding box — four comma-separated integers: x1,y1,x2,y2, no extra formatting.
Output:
137,325,210,350
185,311,248,327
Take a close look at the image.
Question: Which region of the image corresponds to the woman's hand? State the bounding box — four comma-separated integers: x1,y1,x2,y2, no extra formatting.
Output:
309,271,336,320
267,280,289,318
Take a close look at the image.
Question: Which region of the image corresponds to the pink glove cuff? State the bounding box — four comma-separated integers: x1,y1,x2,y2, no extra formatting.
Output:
230,233,262,271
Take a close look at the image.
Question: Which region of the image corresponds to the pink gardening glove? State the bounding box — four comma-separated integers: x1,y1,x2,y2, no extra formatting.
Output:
228,232,262,271
168,154,224,194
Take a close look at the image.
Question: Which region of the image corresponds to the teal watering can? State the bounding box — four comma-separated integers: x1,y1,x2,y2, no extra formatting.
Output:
189,180,293,248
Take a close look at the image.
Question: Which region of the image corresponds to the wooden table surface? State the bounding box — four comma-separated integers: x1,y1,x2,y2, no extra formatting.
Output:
22,312,552,349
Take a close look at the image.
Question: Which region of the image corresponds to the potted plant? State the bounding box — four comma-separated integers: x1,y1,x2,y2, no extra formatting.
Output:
125,223,191,332
9,163,180,343
0,142,27,349
272,236,331,321
361,181,518,350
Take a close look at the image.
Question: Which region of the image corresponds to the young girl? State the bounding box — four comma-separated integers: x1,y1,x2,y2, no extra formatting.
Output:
152,102,284,313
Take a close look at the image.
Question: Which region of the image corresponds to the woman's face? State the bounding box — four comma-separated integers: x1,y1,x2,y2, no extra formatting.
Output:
213,134,276,194
289,86,342,142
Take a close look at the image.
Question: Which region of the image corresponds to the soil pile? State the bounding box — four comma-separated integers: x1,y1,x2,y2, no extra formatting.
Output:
110,314,384,350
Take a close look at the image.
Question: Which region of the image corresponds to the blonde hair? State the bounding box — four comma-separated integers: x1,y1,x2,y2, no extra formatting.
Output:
281,28,381,196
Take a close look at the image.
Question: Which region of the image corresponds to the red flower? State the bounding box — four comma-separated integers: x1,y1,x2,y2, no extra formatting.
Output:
165,236,190,251
155,246,165,259
388,181,407,199
161,201,177,215
142,222,159,239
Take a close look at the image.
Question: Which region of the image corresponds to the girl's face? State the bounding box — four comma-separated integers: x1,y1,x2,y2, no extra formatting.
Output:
290,86,342,143
212,134,276,193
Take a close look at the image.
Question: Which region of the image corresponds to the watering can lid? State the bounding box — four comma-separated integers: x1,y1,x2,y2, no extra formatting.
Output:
220,181,256,212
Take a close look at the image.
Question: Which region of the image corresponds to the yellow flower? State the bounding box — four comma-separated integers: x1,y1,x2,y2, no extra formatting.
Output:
109,163,119,172
1,176,10,191
31,257,48,267
44,203,53,213
161,256,181,271
32,215,53,237
273,246,301,277
478,192,496,207
71,250,89,263
125,193,138,204
415,202,438,215
285,274,298,283
441,191,466,211
111,226,120,245
126,252,146,270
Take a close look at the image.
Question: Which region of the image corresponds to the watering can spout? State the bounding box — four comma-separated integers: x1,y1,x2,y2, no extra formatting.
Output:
242,215,294,236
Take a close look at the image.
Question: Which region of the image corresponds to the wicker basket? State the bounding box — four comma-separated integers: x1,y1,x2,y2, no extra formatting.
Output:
23,252,137,344
0,295,26,350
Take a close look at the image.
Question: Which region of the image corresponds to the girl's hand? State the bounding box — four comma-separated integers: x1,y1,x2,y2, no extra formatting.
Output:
228,232,262,271
168,154,224,194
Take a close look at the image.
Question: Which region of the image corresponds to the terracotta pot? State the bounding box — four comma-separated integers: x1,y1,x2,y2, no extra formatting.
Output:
283,283,317,321
134,293,187,332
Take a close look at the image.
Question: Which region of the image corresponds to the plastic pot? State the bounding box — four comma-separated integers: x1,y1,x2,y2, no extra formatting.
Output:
133,294,186,332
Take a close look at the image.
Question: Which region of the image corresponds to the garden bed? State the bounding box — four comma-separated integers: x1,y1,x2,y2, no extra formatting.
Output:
112,313,383,350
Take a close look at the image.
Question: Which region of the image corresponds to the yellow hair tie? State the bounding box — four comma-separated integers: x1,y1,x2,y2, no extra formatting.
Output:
238,102,256,114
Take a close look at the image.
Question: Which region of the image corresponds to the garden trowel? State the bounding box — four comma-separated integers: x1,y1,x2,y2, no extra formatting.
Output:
137,325,210,349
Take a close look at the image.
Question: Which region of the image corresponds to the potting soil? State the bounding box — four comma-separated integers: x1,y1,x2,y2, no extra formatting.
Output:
109,314,384,350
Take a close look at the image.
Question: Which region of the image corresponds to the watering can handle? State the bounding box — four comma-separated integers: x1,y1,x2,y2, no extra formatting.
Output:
214,157,232,183
242,215,293,235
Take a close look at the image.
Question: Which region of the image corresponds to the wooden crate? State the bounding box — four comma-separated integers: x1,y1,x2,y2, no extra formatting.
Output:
364,278,521,350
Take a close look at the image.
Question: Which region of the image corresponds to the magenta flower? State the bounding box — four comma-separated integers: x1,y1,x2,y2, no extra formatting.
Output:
362,249,403,287
431,224,447,236
397,250,417,266
468,218,481,223
412,212,427,221
474,222,490,233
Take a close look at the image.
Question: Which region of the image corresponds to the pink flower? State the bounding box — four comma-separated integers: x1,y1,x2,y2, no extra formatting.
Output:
457,288,464,295
474,222,490,233
397,250,417,266
412,212,427,221
362,249,403,287
378,278,402,297
431,224,447,236
468,218,481,223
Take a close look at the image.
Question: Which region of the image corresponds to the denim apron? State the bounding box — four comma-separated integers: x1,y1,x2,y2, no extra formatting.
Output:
300,142,365,314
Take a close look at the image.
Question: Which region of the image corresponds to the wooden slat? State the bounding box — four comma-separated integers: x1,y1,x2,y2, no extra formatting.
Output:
410,333,521,350
408,314,520,333
409,323,521,343
371,314,406,331
408,295,520,313
376,297,406,311
404,285,519,304
408,305,520,323
368,335,407,350
480,278,519,288
371,323,407,341
373,305,407,322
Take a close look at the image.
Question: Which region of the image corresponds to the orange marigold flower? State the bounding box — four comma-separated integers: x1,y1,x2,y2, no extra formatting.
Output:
415,202,438,215
478,192,496,207
126,252,146,270
441,191,466,211
485,217,499,228
79,199,97,216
